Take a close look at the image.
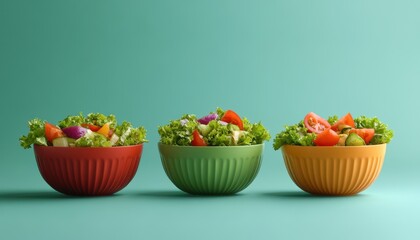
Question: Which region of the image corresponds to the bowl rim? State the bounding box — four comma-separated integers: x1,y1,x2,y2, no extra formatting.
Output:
33,143,143,150
281,143,386,149
158,142,264,149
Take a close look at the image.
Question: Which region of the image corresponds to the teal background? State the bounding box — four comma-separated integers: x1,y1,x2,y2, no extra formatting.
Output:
1,0,419,239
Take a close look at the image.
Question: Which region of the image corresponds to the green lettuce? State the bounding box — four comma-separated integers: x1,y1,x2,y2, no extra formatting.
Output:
203,120,234,146
158,109,270,146
20,113,147,148
354,116,393,144
327,115,338,125
19,118,48,149
85,113,117,128
158,114,198,146
114,121,148,146
58,113,85,128
273,121,316,150
75,132,112,147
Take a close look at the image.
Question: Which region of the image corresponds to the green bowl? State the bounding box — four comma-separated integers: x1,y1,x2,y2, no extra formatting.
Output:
158,143,264,195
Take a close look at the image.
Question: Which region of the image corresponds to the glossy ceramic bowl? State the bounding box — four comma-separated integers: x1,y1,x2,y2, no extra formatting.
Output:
33,144,143,196
158,143,264,195
281,144,387,196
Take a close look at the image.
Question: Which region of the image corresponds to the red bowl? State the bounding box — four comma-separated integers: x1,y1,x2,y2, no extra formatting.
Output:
33,144,143,196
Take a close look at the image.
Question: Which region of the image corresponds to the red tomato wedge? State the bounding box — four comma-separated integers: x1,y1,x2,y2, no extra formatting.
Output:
191,129,207,146
221,110,244,130
349,128,375,144
304,112,331,134
81,123,101,132
45,123,65,142
331,113,355,131
313,128,340,146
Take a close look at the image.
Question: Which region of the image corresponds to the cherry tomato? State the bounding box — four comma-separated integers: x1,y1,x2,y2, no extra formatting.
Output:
81,123,101,132
221,110,244,130
45,123,65,142
349,128,375,144
304,112,331,134
191,129,207,146
331,113,355,131
313,128,340,146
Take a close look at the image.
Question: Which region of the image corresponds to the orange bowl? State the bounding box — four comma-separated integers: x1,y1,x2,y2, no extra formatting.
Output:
281,144,386,196
33,144,143,196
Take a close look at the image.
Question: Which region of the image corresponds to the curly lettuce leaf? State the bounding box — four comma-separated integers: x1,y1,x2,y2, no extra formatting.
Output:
327,115,338,125
58,113,85,128
75,132,112,147
203,120,234,146
158,110,270,146
242,118,271,145
354,116,393,144
273,121,316,150
85,113,117,128
158,114,198,146
114,121,148,146
19,118,48,149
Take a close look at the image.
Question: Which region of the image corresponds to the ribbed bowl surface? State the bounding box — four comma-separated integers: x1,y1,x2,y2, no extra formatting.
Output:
33,144,143,196
158,143,264,195
281,144,386,195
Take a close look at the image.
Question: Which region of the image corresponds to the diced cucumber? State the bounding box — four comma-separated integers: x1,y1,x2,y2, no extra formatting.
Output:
52,137,69,147
338,124,352,131
337,134,348,146
340,127,352,134
110,133,119,146
197,124,211,136
345,133,365,146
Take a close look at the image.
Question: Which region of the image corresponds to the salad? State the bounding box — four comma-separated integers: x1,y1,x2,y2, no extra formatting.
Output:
273,112,393,149
158,108,270,146
20,113,147,148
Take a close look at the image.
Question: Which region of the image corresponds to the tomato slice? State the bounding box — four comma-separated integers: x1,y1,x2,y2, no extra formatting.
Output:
304,112,331,134
331,113,355,131
81,123,101,132
313,128,340,146
191,129,207,146
45,123,65,142
221,110,244,130
349,128,375,144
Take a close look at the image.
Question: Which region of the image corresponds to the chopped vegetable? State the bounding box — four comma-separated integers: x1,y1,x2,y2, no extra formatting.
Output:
20,113,147,148
304,112,331,134
62,126,87,139
97,123,110,137
273,121,316,150
221,110,244,130
158,108,270,146
191,129,207,146
198,113,218,125
345,133,365,146
331,113,355,131
273,112,393,150
349,128,375,145
313,128,340,146
19,118,47,149
45,123,65,142
354,116,393,144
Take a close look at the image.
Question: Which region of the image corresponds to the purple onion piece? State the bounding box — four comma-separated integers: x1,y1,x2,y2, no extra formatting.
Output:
218,121,228,126
180,119,189,126
62,126,87,139
198,113,218,125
